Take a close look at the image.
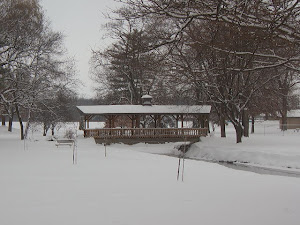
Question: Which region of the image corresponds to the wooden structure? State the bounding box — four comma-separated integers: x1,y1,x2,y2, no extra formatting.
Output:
77,104,211,144
280,110,300,129
55,139,75,147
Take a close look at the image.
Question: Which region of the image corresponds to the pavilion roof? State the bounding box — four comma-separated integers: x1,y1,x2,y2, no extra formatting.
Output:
77,105,211,115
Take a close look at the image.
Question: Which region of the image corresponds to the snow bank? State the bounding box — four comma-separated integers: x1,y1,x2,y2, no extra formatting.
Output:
186,122,300,170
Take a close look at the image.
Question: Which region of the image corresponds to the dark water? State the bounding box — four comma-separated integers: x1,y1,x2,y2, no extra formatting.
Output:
159,153,300,178
219,161,300,178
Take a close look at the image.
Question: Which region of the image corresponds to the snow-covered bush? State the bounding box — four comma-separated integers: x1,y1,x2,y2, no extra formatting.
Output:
64,128,76,139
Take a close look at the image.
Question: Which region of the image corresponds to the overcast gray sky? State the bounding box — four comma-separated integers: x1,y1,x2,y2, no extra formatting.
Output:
40,0,121,98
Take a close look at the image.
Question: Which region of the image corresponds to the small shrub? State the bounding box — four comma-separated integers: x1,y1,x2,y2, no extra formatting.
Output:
64,129,76,139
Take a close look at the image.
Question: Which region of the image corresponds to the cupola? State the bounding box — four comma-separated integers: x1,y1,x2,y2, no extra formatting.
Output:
141,95,153,106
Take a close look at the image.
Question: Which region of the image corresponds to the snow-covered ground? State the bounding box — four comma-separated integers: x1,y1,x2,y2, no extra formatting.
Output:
129,120,300,171
1,122,300,225
187,121,300,170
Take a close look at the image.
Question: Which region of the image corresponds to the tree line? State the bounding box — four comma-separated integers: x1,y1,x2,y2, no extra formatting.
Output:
91,0,300,143
0,0,77,139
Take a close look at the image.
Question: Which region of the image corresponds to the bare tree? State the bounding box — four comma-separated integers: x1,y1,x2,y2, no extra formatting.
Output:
117,0,300,143
91,16,167,104
0,0,78,139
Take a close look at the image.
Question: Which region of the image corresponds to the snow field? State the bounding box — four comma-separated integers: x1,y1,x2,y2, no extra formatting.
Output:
0,123,300,225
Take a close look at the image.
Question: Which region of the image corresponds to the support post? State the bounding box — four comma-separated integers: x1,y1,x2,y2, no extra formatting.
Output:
108,116,112,128
201,115,205,128
158,115,161,128
136,115,140,128
154,115,158,128
84,117,87,130
197,115,202,128
131,116,135,128
205,115,210,134
111,115,115,128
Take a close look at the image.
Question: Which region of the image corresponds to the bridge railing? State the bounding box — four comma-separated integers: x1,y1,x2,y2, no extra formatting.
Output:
84,128,208,139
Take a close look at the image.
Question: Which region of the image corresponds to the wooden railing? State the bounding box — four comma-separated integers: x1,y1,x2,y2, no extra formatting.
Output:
84,128,208,139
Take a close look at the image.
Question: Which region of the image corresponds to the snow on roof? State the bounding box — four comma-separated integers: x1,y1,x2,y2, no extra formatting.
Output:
287,109,300,118
141,95,152,99
77,105,211,115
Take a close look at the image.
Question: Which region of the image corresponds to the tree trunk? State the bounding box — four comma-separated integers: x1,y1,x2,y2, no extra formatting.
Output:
15,105,24,140
281,114,288,131
51,124,55,136
24,110,31,139
1,115,5,126
220,104,226,137
43,123,49,136
265,113,269,120
251,116,255,134
220,115,226,138
8,105,14,132
281,91,288,131
207,120,210,134
242,110,249,137
8,116,13,132
233,123,243,143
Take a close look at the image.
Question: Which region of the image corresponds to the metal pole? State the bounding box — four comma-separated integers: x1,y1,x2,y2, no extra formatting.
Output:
177,157,181,181
182,137,187,182
73,144,75,164
104,137,107,157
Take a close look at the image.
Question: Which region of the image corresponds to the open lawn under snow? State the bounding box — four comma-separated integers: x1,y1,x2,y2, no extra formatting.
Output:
0,122,300,225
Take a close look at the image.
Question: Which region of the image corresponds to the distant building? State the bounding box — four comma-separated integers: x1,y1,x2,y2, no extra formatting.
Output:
279,110,300,129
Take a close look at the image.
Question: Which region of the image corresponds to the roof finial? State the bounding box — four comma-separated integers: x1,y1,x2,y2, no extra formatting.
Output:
141,95,153,106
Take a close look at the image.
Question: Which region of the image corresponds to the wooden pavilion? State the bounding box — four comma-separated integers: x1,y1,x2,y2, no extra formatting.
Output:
77,96,211,144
